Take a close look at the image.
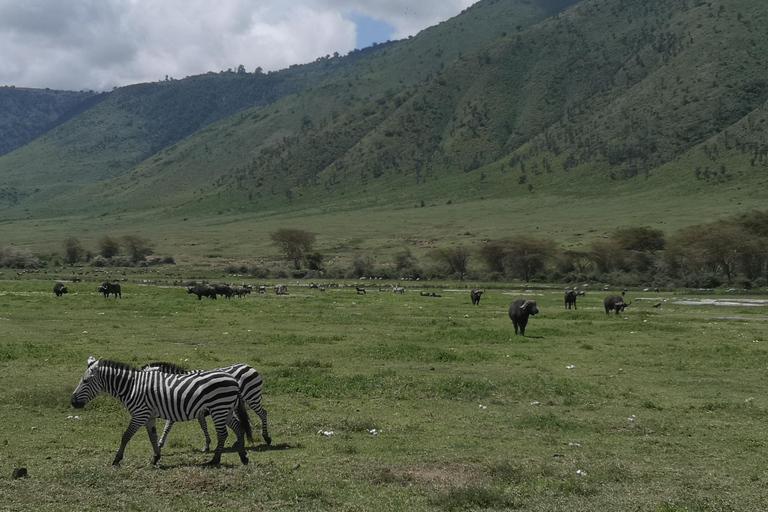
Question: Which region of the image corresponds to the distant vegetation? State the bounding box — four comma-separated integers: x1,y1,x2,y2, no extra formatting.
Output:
6,210,765,291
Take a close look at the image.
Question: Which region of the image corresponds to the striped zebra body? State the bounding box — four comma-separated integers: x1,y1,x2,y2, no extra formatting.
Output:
72,357,252,466
143,362,271,452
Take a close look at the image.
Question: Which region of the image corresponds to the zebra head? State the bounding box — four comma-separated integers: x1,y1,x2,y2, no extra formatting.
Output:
71,357,103,409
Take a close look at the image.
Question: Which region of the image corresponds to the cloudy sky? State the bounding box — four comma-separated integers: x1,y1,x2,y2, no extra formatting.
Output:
0,0,476,91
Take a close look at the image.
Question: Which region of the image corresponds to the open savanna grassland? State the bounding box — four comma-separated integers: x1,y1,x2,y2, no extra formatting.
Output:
1,276,768,511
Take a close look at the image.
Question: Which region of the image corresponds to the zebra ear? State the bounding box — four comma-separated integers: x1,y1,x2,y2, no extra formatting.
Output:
87,356,97,367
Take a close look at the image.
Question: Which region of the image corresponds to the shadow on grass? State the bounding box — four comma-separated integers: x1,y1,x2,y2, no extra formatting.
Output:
154,443,294,469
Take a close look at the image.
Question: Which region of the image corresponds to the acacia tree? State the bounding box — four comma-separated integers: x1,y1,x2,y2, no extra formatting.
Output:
121,235,153,264
434,246,470,280
63,237,85,264
99,235,121,259
270,228,316,269
503,236,556,281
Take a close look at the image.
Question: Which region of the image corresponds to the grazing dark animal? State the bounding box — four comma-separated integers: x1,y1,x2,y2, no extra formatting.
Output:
213,283,234,299
604,295,630,315
98,281,121,298
653,302,661,308
356,285,366,295
274,284,288,295
187,284,217,300
564,290,584,309
470,289,484,305
508,299,539,336
71,357,252,466
234,287,251,298
53,282,68,297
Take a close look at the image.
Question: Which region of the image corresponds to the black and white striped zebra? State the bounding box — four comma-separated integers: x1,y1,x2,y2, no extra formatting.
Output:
142,362,271,452
71,357,253,466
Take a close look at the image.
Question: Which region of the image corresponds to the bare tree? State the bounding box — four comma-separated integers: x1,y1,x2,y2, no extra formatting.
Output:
270,228,316,269
434,246,470,280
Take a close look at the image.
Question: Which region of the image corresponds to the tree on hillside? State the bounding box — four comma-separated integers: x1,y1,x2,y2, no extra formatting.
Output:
503,236,557,281
98,235,120,259
63,237,85,264
478,240,509,274
434,246,470,280
271,228,316,269
612,227,665,252
121,235,153,264
666,221,754,284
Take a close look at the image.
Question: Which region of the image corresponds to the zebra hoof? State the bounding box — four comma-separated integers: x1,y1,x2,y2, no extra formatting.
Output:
153,454,161,465
240,455,249,465
264,436,272,446
205,457,222,466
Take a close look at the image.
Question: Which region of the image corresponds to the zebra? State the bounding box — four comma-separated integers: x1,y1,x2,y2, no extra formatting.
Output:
142,362,271,452
71,357,253,466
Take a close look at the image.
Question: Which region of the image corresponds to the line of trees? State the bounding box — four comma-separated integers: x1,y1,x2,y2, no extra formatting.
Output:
255,216,768,287
62,235,158,266
5,212,768,289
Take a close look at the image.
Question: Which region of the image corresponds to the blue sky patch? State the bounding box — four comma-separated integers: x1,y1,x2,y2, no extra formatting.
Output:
347,12,396,49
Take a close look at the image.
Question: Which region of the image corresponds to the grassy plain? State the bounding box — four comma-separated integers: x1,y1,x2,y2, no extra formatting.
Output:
2,273,768,511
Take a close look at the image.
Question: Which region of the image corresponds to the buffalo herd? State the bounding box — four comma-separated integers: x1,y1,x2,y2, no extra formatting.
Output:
50,277,637,339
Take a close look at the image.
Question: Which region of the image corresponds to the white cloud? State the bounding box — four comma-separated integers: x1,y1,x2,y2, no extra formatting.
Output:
0,0,476,91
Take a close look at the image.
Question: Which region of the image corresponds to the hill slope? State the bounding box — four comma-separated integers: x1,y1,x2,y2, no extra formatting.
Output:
1,0,767,261
0,87,98,157
88,0,768,216
0,0,581,216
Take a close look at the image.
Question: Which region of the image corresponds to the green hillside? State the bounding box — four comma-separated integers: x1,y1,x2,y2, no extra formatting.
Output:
0,0,575,216
1,0,767,267
0,87,98,157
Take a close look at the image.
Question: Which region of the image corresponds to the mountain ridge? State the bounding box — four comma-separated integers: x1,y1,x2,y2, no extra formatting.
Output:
1,0,767,260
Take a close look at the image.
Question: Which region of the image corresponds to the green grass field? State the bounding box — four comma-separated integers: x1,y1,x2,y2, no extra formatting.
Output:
2,275,768,511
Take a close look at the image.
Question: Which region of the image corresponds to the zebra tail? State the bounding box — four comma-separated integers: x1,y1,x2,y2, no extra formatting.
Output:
237,396,254,443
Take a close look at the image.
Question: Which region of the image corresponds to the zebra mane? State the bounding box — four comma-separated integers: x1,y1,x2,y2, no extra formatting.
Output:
97,359,142,373
141,362,189,374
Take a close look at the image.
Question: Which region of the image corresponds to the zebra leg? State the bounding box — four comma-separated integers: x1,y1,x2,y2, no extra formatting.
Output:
255,407,271,445
198,414,212,453
247,395,271,445
227,414,249,465
205,413,229,466
145,418,162,464
158,419,174,450
113,416,146,465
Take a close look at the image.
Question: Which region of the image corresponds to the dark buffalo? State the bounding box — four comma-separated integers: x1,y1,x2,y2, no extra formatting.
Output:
54,282,68,297
470,289,484,305
233,286,251,298
564,290,584,309
604,295,630,315
187,284,217,300
98,281,121,298
508,299,539,336
212,283,234,299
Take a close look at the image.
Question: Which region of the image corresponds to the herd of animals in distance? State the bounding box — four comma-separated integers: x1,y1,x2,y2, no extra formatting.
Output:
53,279,635,337
55,278,635,466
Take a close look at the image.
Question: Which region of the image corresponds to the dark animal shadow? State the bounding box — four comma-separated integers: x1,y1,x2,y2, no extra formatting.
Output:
154,443,293,470
222,442,292,453
154,461,239,470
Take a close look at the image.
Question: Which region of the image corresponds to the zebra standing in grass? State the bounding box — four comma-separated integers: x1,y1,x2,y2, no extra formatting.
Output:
143,362,271,452
71,357,253,466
